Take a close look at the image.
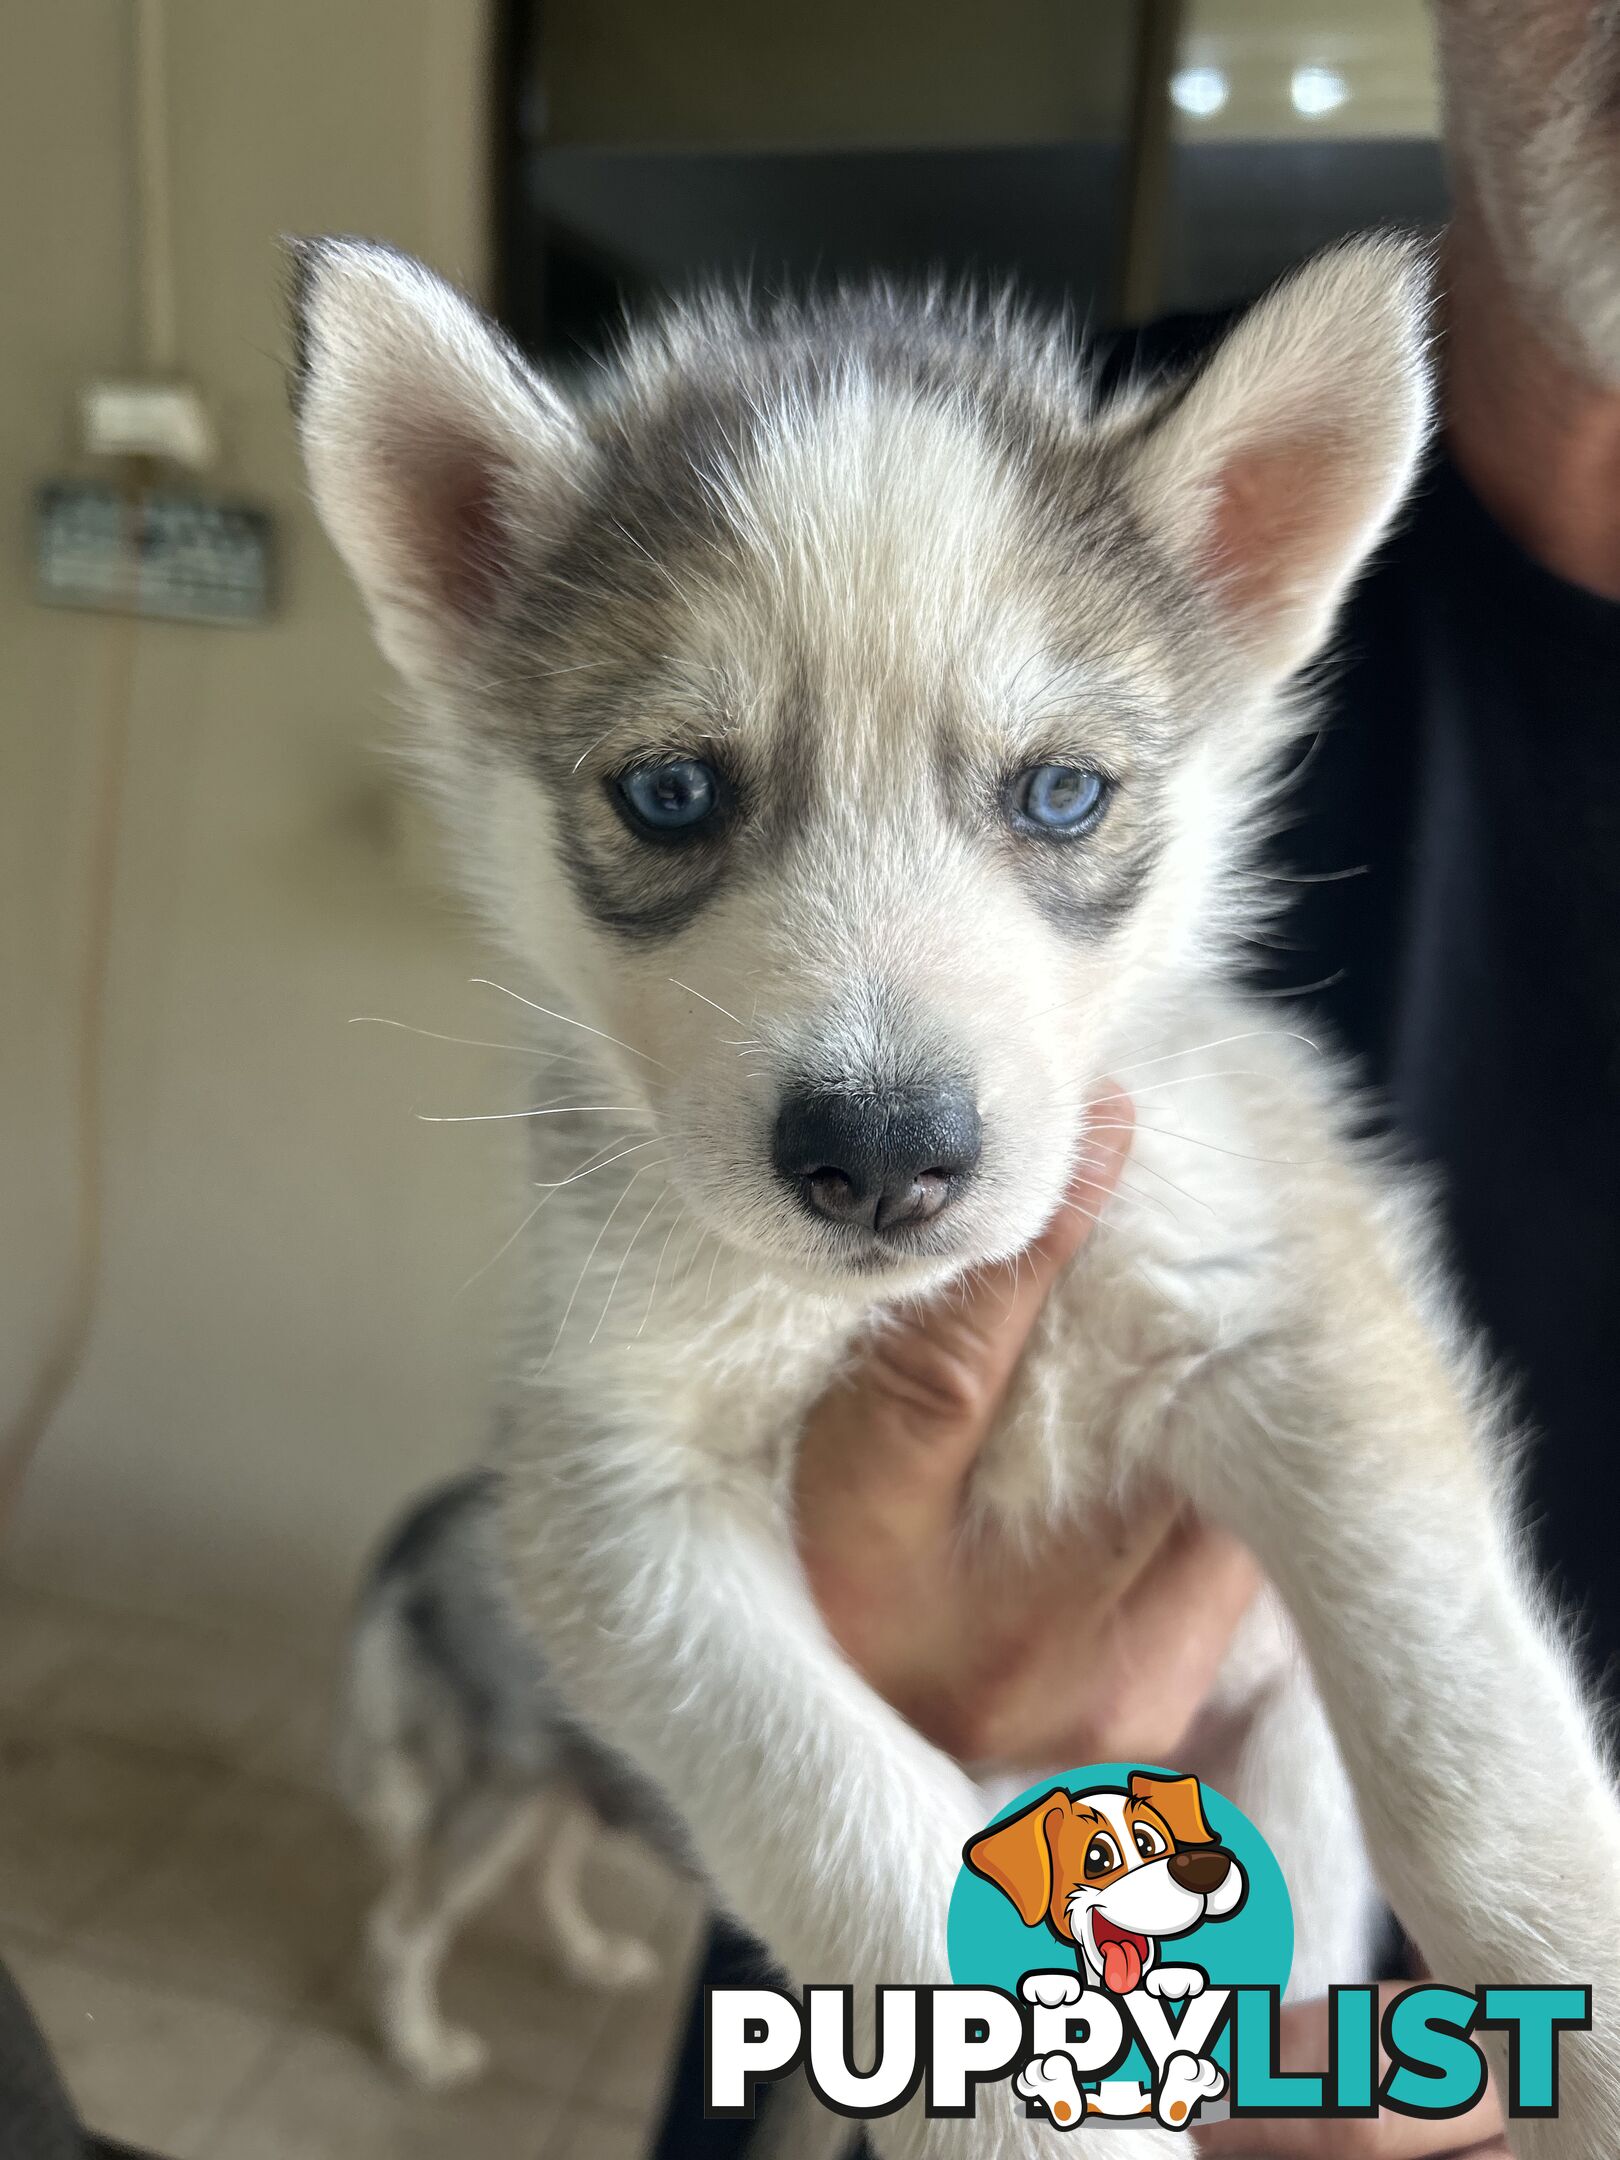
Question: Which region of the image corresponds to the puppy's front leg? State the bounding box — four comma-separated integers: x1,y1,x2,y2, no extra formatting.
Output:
1180,1291,1620,2160
503,1459,1181,2160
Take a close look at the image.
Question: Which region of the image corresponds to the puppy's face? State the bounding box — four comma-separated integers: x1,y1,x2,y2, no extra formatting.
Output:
965,1774,1246,1993
293,242,1429,1294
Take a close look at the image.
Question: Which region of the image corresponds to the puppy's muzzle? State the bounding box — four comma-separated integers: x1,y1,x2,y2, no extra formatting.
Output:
1167,1848,1234,1895
772,1083,981,1233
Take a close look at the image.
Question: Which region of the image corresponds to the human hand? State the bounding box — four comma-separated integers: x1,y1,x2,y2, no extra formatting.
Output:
1195,1983,1507,2156
794,1087,1261,1770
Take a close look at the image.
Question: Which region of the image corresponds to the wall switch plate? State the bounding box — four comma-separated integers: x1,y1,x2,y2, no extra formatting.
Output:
82,379,216,467
36,482,273,626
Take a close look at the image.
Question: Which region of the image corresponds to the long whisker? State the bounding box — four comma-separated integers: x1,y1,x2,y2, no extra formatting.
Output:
607,517,696,606
454,1134,630,1299
678,1225,711,1291
1251,969,1346,1001
669,977,747,1027
349,1015,593,1061
593,1186,671,1343
1068,1169,1173,1221
1051,1196,1110,1230
571,722,623,774
1115,1157,1215,1214
1060,1067,1272,1106
543,1161,667,1366
638,1205,687,1338
418,1104,651,1125
531,1138,665,1190
471,979,672,1072
1255,863,1369,886
1108,1028,1320,1079
1087,1117,1306,1168
455,1193,553,1299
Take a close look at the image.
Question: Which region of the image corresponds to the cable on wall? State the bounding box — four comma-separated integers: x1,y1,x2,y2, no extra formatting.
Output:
0,593,138,1536
0,2,172,1536
134,0,179,374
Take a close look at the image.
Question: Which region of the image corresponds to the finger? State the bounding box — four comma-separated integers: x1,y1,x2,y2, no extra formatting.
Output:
1004,1514,1259,1767
1112,1515,1260,1686
1196,1987,1504,2159
808,1086,1134,1497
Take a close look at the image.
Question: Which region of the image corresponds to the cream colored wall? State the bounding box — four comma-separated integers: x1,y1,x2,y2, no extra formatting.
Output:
2,0,520,1640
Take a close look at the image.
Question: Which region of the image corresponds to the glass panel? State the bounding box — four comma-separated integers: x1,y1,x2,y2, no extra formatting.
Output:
1161,0,1447,317
505,0,1138,361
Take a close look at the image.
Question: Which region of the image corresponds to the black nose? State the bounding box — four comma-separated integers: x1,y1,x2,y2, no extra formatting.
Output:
1167,1848,1232,1896
772,1085,982,1233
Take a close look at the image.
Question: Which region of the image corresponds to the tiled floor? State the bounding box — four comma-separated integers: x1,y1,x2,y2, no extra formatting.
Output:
0,1580,704,2157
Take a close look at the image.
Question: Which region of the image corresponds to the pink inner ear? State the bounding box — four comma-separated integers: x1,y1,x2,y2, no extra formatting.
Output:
1196,433,1352,632
402,430,509,622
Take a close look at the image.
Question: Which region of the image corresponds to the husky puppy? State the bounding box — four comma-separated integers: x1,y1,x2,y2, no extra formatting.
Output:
291,234,1620,2158
338,1468,682,2088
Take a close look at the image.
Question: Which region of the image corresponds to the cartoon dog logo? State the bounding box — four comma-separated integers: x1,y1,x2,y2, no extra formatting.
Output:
964,1771,1246,2130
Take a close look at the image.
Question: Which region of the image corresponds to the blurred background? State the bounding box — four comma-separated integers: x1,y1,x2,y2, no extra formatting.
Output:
6,0,1446,1642
1,4,1443,2154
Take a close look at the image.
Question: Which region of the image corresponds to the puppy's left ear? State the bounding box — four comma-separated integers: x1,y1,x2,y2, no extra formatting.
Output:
964,1790,1069,1927
1119,234,1434,683
1129,1771,1217,1848
287,237,588,682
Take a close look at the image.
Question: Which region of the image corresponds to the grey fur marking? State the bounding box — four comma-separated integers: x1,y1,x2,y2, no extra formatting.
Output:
514,293,1188,944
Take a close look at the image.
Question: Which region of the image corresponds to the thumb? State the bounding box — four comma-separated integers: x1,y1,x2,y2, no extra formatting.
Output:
800,1086,1134,1520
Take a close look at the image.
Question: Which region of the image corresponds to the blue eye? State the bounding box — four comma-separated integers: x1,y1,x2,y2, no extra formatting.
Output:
1013,764,1109,834
617,758,721,836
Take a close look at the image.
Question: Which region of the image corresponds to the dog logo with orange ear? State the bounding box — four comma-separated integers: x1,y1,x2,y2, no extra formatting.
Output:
964,1770,1247,1996
963,1771,1247,2129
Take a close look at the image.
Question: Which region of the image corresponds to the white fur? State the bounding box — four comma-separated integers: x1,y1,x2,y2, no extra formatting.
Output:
295,234,1620,2158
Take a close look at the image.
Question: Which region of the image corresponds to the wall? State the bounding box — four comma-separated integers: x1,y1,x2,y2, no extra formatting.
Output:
1,0,518,1640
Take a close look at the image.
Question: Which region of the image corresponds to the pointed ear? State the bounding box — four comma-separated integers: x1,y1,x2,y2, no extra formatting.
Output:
1120,235,1433,682
286,237,586,678
963,1790,1069,1926
1129,1772,1216,1848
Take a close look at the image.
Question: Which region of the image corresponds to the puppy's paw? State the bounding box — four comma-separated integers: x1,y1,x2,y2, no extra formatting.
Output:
1154,2050,1225,2129
1015,2051,1087,2130
1020,1969,1085,2010
1143,1965,1205,2001
394,2022,490,2091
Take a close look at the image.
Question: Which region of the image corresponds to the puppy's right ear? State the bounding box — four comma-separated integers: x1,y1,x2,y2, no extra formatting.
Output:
963,1791,1069,1927
286,237,587,680
1116,233,1433,686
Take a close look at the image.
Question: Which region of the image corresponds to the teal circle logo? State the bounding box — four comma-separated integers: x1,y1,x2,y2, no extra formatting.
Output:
948,1764,1291,2109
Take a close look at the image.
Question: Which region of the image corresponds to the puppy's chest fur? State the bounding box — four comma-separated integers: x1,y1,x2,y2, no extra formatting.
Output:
515,989,1307,1543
